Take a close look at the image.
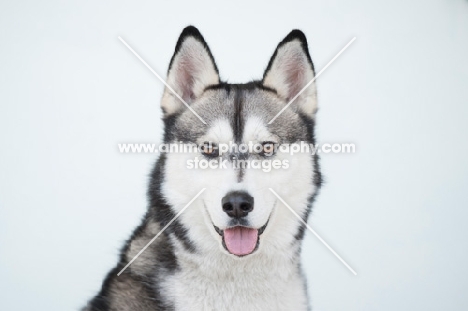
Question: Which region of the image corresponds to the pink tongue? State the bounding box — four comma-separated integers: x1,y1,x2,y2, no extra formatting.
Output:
223,227,258,256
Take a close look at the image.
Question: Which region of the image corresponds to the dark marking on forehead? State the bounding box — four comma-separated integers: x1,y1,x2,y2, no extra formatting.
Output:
203,80,278,95
235,152,249,182
204,81,278,143
233,89,244,143
202,81,282,144
237,166,245,182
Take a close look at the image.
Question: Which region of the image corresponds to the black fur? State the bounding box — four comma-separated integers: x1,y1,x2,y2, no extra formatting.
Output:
234,86,245,143
294,113,323,242
149,154,197,253
204,81,277,94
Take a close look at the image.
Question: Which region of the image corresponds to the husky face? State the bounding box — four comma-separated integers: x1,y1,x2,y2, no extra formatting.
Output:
160,27,321,259
83,27,323,311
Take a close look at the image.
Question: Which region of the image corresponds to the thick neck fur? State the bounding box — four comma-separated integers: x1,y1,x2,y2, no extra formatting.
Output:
156,200,310,310
166,241,308,310
119,212,310,311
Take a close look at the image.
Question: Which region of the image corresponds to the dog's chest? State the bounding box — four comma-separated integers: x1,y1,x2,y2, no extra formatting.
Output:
160,258,309,311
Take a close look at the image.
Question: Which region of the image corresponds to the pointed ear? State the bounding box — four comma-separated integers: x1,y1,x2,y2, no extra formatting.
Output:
162,26,220,116
262,30,317,116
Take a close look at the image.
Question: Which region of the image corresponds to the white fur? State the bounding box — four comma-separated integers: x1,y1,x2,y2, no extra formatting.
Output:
161,113,317,310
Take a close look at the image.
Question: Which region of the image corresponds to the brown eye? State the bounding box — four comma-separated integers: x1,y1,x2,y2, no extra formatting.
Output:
261,142,276,156
201,142,219,157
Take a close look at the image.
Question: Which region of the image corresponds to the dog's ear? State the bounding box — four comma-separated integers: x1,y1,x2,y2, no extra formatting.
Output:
162,26,220,116
262,30,317,116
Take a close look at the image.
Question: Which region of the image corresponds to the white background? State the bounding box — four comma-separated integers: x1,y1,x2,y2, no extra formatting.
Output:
1,0,468,310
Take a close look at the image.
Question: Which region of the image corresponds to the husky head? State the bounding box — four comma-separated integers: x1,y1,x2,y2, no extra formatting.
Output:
155,26,321,259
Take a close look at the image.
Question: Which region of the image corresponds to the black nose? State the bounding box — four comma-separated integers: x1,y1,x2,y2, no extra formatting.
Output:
222,191,254,218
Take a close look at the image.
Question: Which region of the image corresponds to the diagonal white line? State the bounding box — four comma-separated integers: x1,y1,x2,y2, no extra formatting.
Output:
268,188,357,276
117,188,206,276
118,36,207,125
268,37,356,124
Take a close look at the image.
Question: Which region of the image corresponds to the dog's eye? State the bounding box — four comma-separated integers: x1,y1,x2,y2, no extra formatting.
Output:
261,142,276,156
201,142,219,157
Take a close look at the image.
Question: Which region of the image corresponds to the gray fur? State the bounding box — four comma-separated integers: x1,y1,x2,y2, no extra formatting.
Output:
84,26,321,311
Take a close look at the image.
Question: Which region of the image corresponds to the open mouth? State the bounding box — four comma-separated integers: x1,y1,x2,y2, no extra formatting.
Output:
214,221,268,257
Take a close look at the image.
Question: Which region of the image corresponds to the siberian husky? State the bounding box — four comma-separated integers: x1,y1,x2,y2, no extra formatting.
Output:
84,26,322,310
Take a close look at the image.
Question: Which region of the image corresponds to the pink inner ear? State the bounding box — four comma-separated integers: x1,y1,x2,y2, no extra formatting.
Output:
284,54,307,100
175,60,196,103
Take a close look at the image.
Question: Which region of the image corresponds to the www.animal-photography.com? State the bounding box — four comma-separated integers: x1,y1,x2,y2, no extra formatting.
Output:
1,1,467,310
